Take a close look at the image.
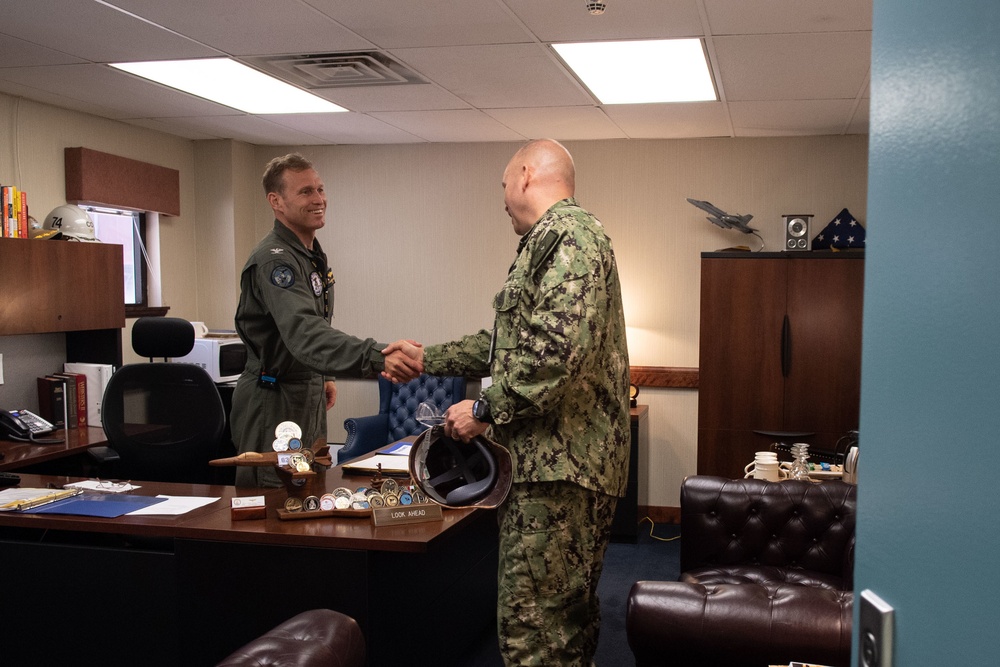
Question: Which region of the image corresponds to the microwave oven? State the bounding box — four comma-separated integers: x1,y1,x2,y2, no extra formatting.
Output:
173,337,247,383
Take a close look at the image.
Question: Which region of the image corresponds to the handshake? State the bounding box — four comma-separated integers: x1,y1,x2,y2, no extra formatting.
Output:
380,339,426,384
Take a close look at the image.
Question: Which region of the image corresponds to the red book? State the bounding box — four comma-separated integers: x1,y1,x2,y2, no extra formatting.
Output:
52,372,87,428
1,186,9,237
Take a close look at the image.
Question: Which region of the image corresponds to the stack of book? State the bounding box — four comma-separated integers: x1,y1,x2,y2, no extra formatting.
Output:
1,185,29,238
35,363,113,429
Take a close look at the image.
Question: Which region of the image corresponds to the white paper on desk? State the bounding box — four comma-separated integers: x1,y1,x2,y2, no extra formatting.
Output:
125,495,219,516
343,454,410,473
64,480,142,493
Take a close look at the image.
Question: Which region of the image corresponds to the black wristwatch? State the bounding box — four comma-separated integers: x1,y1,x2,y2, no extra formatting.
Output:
472,397,493,424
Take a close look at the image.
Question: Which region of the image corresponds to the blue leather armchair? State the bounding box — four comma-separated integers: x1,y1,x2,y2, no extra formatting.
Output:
338,374,467,464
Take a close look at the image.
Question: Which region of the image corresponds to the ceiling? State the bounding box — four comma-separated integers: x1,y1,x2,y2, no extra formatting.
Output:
0,0,872,146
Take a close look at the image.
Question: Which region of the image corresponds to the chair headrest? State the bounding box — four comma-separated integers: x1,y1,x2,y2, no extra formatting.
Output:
132,317,195,359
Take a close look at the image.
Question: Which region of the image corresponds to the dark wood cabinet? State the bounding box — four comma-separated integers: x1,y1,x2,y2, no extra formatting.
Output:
0,238,124,365
697,252,864,479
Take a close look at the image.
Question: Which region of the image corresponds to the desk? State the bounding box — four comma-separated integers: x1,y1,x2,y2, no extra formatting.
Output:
0,425,106,471
0,468,497,666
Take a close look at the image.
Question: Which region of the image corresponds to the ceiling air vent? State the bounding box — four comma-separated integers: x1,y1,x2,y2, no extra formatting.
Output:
244,52,425,89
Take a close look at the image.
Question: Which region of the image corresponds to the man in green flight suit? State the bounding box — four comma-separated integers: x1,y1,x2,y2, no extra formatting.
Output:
385,139,630,665
231,153,422,488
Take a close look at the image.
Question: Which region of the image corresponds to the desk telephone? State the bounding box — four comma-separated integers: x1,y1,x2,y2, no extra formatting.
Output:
1,409,58,442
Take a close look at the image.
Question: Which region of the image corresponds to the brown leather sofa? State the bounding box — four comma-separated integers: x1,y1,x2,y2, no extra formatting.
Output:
215,609,365,667
627,476,856,667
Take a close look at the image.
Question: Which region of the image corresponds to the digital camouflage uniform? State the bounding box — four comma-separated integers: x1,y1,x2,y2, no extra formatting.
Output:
423,198,630,666
231,220,387,487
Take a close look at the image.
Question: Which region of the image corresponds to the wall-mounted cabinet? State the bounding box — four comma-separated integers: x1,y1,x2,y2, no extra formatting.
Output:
0,238,124,365
697,252,864,479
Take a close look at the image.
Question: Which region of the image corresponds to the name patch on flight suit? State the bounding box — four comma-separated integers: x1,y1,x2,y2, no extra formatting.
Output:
270,265,295,288
309,271,324,296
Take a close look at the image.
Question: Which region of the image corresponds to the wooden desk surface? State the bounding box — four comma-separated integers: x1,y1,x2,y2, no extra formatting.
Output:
0,425,106,471
0,463,498,666
0,464,486,553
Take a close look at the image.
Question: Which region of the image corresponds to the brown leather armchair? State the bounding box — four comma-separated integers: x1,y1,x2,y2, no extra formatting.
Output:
627,476,856,667
215,609,365,667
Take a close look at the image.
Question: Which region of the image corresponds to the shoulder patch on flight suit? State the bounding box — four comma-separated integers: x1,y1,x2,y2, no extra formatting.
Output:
530,229,565,277
270,265,295,288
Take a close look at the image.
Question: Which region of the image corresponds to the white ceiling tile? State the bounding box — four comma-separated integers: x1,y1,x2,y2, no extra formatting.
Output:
369,110,526,142
134,114,334,145
704,0,872,35
123,117,222,141
105,0,375,56
715,32,871,101
506,0,705,42
314,83,471,113
264,112,426,144
0,79,130,121
0,33,86,68
391,44,592,108
0,64,241,119
303,0,531,48
484,106,627,141
729,99,859,136
0,0,873,144
603,102,733,138
0,0,217,62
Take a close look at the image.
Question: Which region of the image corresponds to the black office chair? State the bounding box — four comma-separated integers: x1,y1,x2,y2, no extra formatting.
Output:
92,317,226,484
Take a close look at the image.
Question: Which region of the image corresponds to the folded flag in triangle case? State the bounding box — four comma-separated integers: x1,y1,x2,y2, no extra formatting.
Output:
812,208,866,249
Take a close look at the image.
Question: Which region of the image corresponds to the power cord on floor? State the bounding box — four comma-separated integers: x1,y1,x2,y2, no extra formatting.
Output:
639,516,681,542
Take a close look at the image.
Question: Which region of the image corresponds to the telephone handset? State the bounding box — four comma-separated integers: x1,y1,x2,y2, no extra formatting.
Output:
1,409,63,444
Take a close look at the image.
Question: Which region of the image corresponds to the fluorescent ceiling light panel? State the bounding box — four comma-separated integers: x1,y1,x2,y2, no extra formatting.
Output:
110,58,347,114
553,39,716,104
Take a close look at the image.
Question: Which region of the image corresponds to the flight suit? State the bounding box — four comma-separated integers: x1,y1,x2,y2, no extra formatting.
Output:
231,220,386,487
423,198,631,665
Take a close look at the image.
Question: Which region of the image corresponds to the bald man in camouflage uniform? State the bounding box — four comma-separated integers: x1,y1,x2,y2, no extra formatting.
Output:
392,139,630,665
232,153,422,487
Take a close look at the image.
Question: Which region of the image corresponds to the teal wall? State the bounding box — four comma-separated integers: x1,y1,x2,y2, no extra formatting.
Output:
858,0,1000,664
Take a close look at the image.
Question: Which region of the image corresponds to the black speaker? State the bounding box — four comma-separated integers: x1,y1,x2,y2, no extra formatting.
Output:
784,214,812,251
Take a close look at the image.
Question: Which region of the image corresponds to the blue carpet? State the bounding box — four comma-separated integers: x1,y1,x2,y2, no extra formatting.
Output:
460,519,682,666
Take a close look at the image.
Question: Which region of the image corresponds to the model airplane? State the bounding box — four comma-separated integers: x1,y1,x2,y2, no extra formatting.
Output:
210,445,333,468
686,198,758,234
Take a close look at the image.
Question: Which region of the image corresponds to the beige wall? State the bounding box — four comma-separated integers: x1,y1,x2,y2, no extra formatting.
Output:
1,91,868,508
250,137,868,507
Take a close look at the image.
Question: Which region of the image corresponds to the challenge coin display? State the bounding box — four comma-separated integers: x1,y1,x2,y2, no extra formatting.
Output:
274,421,302,440
272,450,440,521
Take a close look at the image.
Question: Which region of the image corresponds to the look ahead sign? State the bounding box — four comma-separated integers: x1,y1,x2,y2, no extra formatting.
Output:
371,503,444,526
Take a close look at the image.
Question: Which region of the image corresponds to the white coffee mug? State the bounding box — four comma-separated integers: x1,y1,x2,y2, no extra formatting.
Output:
744,461,788,481
190,321,209,337
843,446,859,484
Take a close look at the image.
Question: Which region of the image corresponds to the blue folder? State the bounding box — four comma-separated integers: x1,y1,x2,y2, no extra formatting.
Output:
25,494,168,518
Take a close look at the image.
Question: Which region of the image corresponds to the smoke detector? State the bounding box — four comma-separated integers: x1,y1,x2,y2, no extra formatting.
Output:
586,2,606,15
